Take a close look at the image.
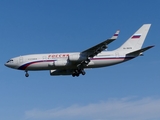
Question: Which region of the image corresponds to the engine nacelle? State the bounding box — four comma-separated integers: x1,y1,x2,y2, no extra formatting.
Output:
50,70,72,76
69,54,87,62
53,60,68,67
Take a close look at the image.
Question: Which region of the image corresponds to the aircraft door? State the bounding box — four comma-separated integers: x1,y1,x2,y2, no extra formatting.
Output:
19,56,23,63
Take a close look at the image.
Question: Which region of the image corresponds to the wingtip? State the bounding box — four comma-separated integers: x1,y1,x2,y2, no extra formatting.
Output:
115,30,120,34
111,30,120,39
148,45,155,48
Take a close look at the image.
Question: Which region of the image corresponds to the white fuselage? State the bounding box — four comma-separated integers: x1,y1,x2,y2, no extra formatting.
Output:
5,51,134,71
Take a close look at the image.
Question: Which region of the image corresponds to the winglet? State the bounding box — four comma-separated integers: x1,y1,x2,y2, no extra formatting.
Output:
111,30,120,39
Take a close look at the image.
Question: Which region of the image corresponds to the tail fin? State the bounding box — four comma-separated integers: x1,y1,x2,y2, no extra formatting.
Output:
116,24,151,53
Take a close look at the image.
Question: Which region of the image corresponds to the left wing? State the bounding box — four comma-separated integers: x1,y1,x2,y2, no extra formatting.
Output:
81,30,120,57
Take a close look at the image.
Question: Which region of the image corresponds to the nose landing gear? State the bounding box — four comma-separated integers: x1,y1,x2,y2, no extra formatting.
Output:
25,71,29,77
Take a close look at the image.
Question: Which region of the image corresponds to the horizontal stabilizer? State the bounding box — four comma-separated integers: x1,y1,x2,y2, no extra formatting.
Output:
127,45,154,56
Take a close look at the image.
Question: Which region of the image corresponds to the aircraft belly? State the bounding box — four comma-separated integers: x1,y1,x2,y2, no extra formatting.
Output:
87,59,124,68
26,62,50,70
25,61,75,71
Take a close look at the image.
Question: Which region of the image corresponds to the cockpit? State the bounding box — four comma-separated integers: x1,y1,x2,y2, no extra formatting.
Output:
6,59,14,63
5,58,17,69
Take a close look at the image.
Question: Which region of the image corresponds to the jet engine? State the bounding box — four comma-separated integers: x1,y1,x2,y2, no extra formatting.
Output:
68,54,87,62
53,60,69,67
50,69,72,75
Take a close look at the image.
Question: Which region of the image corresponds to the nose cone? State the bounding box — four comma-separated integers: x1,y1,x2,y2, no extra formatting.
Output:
4,63,8,67
4,62,15,68
5,59,17,69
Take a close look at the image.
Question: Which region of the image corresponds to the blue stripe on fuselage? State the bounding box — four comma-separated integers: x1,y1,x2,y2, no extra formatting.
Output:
18,60,55,70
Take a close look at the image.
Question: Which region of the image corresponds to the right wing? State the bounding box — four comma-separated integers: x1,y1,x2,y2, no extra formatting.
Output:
81,30,120,57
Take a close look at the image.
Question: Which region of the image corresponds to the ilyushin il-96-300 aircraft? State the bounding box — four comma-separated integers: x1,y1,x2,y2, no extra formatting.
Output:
5,24,154,77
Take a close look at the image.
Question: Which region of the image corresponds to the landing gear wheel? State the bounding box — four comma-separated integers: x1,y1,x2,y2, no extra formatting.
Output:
72,73,75,77
72,70,80,77
81,70,86,75
72,69,86,77
25,72,29,77
75,73,79,77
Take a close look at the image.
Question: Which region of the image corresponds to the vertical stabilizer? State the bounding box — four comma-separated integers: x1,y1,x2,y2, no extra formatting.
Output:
116,24,151,53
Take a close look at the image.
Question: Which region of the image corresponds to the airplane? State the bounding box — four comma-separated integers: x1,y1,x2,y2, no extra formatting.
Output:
5,24,154,77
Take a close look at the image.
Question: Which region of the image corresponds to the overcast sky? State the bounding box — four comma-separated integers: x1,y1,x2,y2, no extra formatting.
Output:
0,0,160,120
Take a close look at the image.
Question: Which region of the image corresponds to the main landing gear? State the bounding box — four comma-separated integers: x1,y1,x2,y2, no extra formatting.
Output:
72,69,86,77
25,71,29,77
72,59,90,77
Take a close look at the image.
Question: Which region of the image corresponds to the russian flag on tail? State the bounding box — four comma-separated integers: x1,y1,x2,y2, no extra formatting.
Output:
131,34,141,39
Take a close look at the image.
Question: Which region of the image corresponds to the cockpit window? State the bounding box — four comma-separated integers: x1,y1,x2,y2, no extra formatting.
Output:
7,59,13,63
